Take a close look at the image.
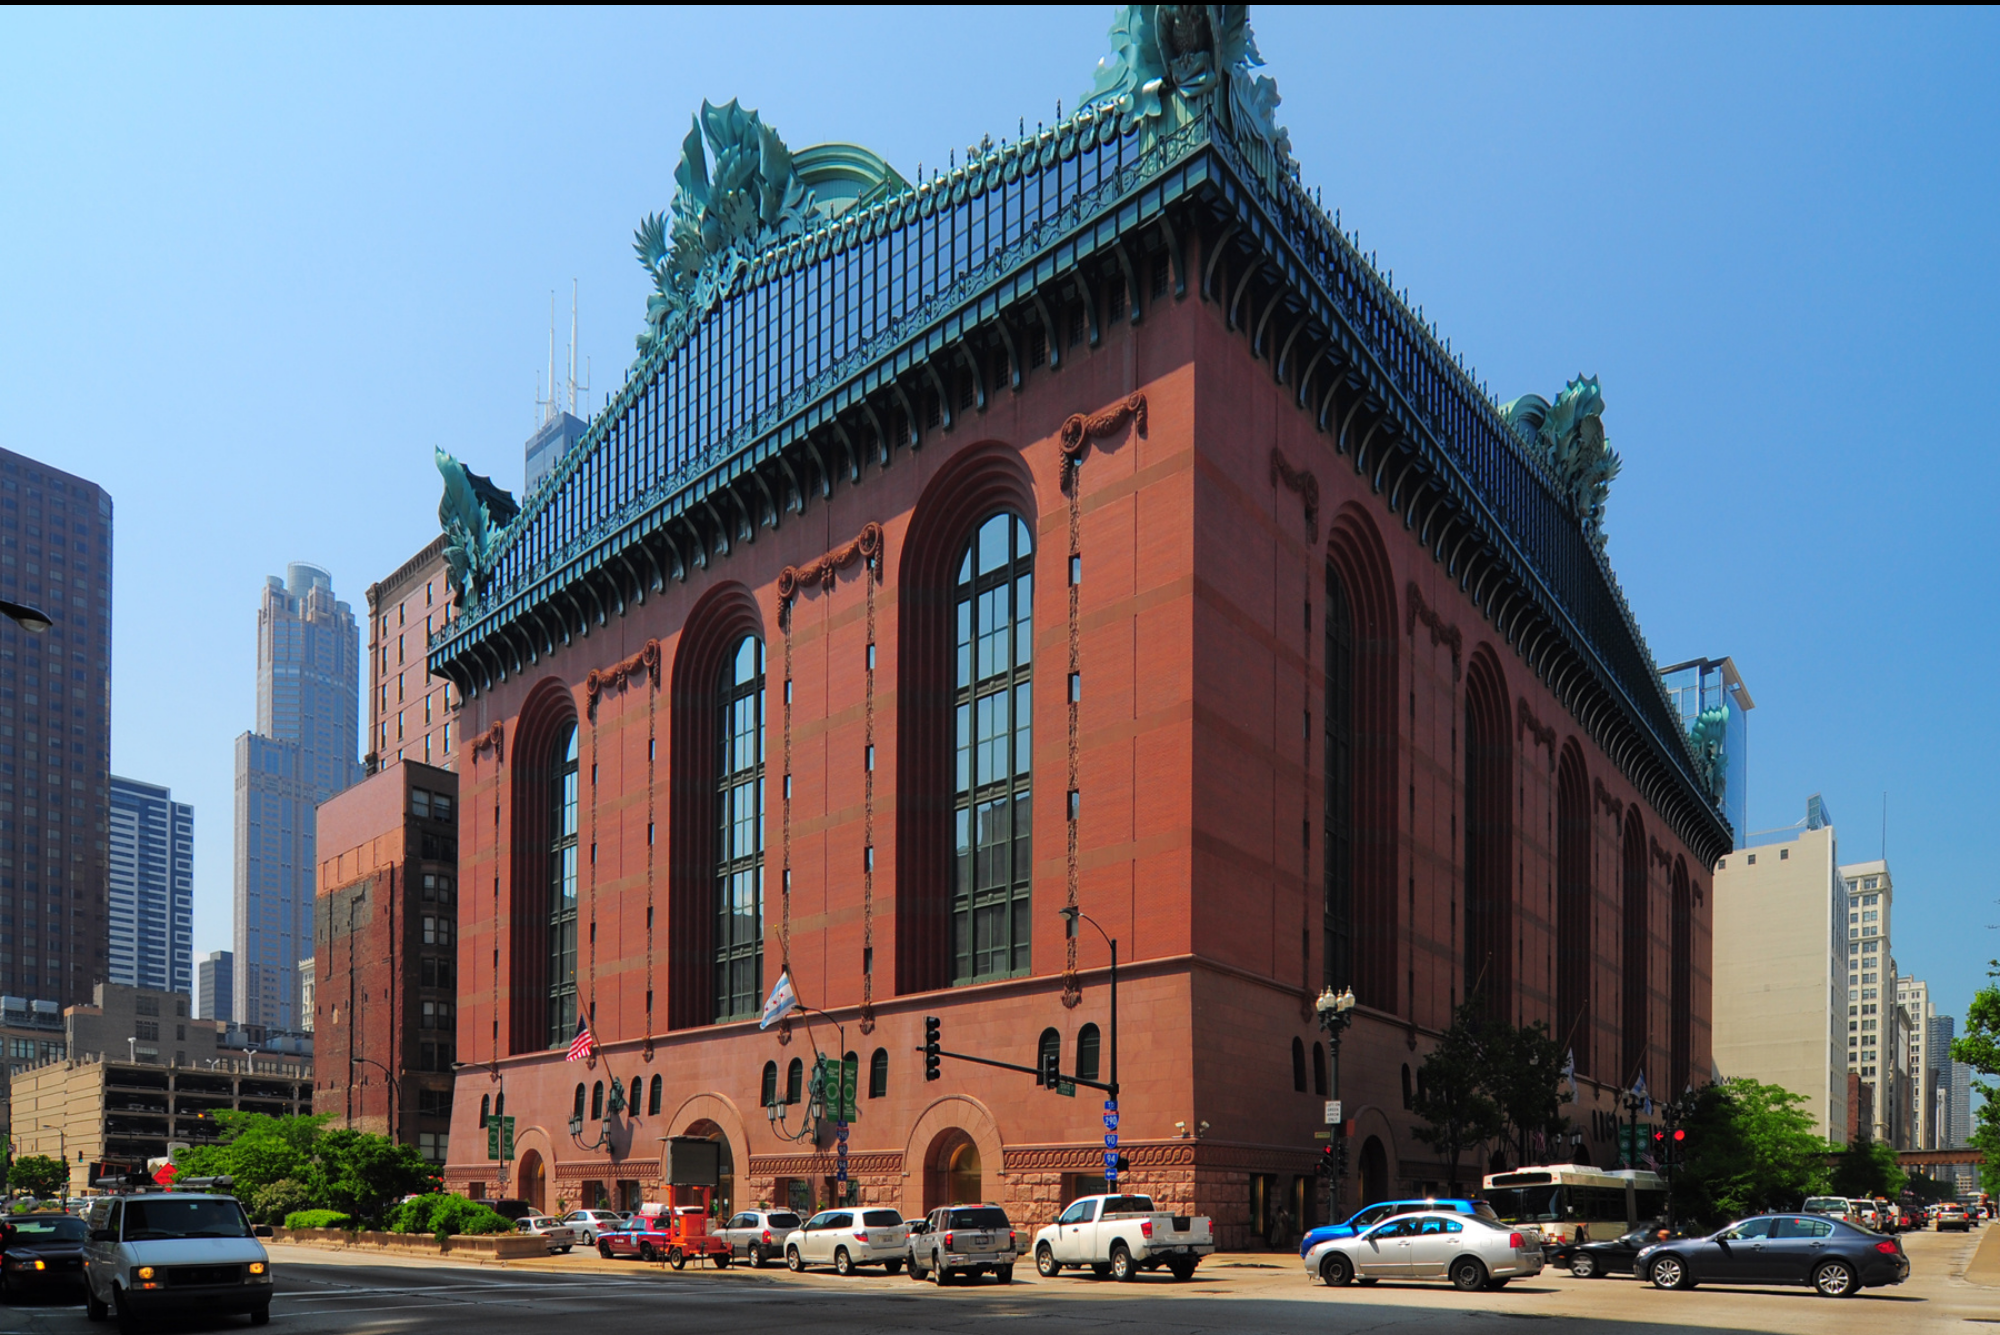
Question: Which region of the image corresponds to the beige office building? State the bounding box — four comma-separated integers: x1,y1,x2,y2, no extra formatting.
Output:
1712,812,1849,1142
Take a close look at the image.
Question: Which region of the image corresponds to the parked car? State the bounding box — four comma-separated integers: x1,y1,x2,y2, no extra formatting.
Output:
1565,1224,1678,1279
907,1205,1016,1284
785,1208,910,1276
81,1192,276,1328
1299,1198,1500,1260
1637,1213,1908,1297
0,1213,88,1298
559,1209,624,1246
1032,1193,1214,1282
513,1216,577,1253
716,1209,803,1267
1305,1210,1544,1290
1802,1196,1858,1225
1935,1204,1972,1232
598,1210,675,1262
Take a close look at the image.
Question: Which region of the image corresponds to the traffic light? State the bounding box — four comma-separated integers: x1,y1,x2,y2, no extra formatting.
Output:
923,1015,942,1082
1041,1045,1061,1091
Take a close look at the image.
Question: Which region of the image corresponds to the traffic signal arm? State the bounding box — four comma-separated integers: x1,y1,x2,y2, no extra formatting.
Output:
913,1045,1117,1095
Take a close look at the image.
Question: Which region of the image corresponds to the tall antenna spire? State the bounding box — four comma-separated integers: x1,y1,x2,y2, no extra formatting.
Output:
541,290,557,426
568,280,578,416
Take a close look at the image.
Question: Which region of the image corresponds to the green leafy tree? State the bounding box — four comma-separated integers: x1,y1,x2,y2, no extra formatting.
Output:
174,1114,439,1226
1903,1171,1955,1206
8,1155,68,1200
1830,1130,1906,1201
1668,1079,1831,1228
1952,961,2000,1197
1411,1002,1504,1193
1486,1018,1574,1165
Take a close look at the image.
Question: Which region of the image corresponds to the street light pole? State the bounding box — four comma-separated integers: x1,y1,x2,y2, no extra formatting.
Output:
350,1057,403,1144
1058,907,1118,1100
1315,986,1357,1224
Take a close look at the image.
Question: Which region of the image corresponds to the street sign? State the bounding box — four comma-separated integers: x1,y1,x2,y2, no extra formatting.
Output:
1325,1100,1342,1124
1104,1097,1119,1183
151,1162,177,1188
836,1121,850,1145
1103,1111,1119,1130
1058,1079,1077,1097
1313,1130,1332,1140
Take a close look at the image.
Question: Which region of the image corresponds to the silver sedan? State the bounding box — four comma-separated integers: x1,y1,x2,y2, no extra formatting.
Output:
1305,1210,1544,1291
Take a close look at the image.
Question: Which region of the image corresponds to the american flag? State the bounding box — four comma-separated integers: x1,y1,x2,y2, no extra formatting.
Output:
566,1015,596,1063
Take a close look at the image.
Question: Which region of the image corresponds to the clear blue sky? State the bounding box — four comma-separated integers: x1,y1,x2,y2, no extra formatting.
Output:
3,7,1996,1032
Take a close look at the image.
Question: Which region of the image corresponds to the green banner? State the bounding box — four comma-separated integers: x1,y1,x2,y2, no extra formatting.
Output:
840,1055,860,1122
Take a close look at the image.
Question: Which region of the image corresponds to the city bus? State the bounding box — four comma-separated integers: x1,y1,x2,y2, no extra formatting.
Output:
1481,1166,1668,1248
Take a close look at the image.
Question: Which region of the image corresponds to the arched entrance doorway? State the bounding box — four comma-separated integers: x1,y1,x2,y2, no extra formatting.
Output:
1359,1136,1389,1206
517,1149,546,1213
684,1119,735,1219
923,1130,981,1211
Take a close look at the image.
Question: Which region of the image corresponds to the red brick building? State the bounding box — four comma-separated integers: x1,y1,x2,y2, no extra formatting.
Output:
429,19,1726,1242
365,538,461,772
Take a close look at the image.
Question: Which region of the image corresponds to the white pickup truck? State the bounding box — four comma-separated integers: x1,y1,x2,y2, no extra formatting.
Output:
1032,1193,1214,1282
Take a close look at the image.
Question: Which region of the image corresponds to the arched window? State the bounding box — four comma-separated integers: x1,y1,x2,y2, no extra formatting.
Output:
494,1092,504,1120
1400,1063,1413,1110
547,724,580,1047
1312,1041,1328,1097
1076,1024,1101,1084
1620,808,1649,1084
785,1057,804,1105
760,1061,779,1108
571,1083,585,1121
1291,1037,1307,1093
715,636,766,1021
1324,568,1355,991
953,512,1034,983
1556,744,1592,1073
869,1048,889,1099
1464,649,1513,1008
649,1073,663,1117
479,1094,491,1128
1036,1026,1060,1086
1670,858,1693,1091
591,1081,604,1120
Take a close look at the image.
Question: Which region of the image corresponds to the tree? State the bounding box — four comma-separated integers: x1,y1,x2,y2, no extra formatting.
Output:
1486,1018,1574,1166
1668,1079,1832,1228
9,1155,68,1200
174,1114,439,1226
1903,1171,1955,1206
1952,961,2000,1197
1830,1130,1905,1201
1411,1002,1503,1193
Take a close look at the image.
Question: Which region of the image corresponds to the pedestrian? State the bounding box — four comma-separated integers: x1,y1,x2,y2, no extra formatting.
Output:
1270,1204,1293,1251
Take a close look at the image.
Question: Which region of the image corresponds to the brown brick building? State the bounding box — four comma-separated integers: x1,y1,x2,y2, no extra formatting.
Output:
365,538,461,772
427,17,1727,1243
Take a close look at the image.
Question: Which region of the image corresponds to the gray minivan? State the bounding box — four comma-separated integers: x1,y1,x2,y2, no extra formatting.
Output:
82,1193,275,1328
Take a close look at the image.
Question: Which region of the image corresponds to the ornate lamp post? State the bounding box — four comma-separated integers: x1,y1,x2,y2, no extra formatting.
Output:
1315,986,1357,1223
1619,1082,1646,1170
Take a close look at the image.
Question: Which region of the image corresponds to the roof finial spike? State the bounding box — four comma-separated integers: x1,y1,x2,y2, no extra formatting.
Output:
1056,98,1063,119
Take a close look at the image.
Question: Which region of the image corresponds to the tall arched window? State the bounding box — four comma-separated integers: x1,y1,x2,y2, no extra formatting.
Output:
1620,808,1649,1085
1464,650,1513,1008
1312,1041,1328,1097
1076,1024,1101,1084
479,1094,491,1128
1670,858,1693,1091
715,636,766,1021
547,723,580,1048
571,1083,585,1120
1555,744,1592,1071
494,1092,504,1120
1291,1037,1307,1092
760,1061,779,1108
869,1048,889,1098
785,1057,804,1105
953,512,1033,984
648,1073,663,1116
1323,570,1355,991
591,1080,604,1120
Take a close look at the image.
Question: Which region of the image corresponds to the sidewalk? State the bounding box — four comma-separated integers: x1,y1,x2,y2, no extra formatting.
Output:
1964,1223,2000,1287
267,1240,767,1280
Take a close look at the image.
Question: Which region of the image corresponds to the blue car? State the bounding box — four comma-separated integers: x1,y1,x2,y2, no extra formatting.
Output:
1300,1199,1500,1259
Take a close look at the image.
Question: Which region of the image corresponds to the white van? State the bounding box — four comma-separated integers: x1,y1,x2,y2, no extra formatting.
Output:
82,1193,275,1328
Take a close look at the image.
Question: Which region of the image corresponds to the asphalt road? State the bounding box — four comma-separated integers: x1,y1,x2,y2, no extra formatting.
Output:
0,1227,1988,1334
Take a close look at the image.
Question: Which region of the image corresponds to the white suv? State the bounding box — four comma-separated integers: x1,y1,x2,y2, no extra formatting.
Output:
784,1209,910,1275
82,1193,275,1328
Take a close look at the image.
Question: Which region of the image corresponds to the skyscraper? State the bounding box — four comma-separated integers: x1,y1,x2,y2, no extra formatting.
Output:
233,563,360,1032
196,949,232,1023
1840,858,1900,1144
1897,976,1933,1148
0,449,113,1006
106,777,192,997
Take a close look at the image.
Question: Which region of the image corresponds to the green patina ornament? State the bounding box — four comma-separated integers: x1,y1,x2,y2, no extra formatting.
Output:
1687,703,1728,806
1081,4,1291,162
1500,376,1622,550
436,447,518,606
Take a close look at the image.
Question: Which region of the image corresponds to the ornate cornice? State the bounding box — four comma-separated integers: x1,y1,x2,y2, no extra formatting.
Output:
1650,835,1674,871
1517,697,1556,769
777,522,883,620
1269,448,1319,541
1593,776,1625,821
585,639,661,713
1405,581,1463,682
750,1150,903,1177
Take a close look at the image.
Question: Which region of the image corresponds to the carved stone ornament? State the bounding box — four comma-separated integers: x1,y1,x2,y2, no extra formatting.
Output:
436,448,519,605
1687,704,1728,807
586,638,662,713
1649,836,1673,871
1060,392,1147,477
777,522,884,619
1082,5,1292,163
1593,776,1625,821
1516,698,1556,769
471,723,506,764
1404,581,1463,681
1500,376,1621,551
1269,448,1319,541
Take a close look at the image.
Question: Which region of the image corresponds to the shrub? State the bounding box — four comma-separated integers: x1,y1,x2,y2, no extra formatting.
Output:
283,1210,354,1231
388,1193,512,1240
247,1178,315,1226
